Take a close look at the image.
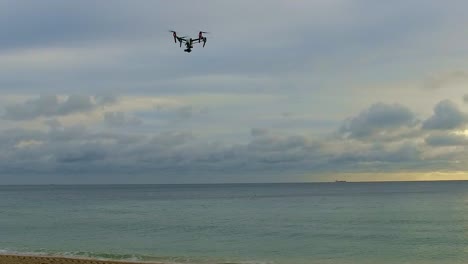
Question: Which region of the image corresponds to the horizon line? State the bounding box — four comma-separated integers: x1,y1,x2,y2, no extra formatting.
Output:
1,179,468,186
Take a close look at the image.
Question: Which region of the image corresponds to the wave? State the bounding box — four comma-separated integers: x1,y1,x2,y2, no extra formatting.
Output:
0,249,148,263
0,248,273,264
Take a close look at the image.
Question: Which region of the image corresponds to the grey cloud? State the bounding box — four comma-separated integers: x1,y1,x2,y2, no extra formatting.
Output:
0,0,452,95
251,128,269,137
0,122,466,183
0,1,155,52
332,143,421,165
46,125,92,143
104,112,142,127
44,119,62,130
0,125,322,177
175,106,196,119
339,103,417,139
422,100,468,130
0,0,462,110
4,97,468,183
248,134,310,153
4,95,59,120
56,143,107,163
57,95,94,115
148,131,194,148
149,105,202,122
246,134,321,165
0,128,46,149
376,144,422,163
425,132,468,146
95,94,118,105
463,94,468,104
3,95,116,120
424,71,468,90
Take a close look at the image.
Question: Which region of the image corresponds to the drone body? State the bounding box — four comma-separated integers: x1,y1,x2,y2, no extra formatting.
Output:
170,31,208,53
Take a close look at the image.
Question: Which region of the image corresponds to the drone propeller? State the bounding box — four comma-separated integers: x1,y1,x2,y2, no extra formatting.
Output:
169,30,177,43
198,31,209,37
198,31,209,43
169,29,187,47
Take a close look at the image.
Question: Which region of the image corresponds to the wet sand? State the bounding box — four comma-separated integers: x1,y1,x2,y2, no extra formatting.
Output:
0,255,162,264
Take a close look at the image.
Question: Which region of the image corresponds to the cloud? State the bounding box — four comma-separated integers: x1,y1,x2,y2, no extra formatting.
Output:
56,143,107,163
0,1,154,52
95,94,118,105
1,0,460,96
247,134,310,153
0,114,467,183
3,95,116,120
422,100,468,130
175,105,197,119
43,119,62,130
424,71,468,90
425,132,468,146
331,142,422,165
0,123,321,177
463,94,468,104
56,95,94,115
0,122,421,174
4,95,59,120
103,112,142,127
3,1,468,183
339,103,417,139
251,128,269,137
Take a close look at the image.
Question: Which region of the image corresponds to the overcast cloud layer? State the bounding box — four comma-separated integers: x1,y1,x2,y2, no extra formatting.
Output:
2,1,468,184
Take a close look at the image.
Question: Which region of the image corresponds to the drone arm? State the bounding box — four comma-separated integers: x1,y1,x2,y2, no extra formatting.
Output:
176,37,187,47
189,38,206,47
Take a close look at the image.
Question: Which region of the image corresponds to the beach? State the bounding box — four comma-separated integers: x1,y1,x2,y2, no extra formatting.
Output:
0,255,160,264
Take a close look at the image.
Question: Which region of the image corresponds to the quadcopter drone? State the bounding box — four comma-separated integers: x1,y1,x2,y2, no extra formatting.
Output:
169,30,208,53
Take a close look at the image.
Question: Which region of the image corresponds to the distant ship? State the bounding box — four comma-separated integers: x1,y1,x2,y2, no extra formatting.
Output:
335,180,347,183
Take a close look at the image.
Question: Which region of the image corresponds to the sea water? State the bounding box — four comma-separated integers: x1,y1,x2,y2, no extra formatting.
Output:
0,182,467,264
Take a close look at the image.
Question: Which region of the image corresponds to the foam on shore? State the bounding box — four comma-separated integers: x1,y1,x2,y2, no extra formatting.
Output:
0,254,163,264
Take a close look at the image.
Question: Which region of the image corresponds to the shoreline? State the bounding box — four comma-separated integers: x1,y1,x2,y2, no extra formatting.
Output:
0,254,163,264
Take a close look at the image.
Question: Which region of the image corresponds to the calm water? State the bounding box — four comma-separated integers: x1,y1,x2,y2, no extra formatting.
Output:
0,182,467,264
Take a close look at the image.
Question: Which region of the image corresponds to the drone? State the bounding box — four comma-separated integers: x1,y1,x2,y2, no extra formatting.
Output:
169,30,208,53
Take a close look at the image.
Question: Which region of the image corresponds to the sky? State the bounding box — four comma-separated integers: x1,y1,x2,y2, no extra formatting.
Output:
2,0,468,184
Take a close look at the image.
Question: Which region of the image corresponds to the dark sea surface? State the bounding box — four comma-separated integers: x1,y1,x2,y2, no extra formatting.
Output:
1,181,467,264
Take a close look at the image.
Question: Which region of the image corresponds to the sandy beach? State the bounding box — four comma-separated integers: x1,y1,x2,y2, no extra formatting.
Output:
0,255,161,264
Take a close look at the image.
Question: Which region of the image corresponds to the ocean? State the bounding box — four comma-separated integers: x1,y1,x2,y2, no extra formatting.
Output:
0,181,467,264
